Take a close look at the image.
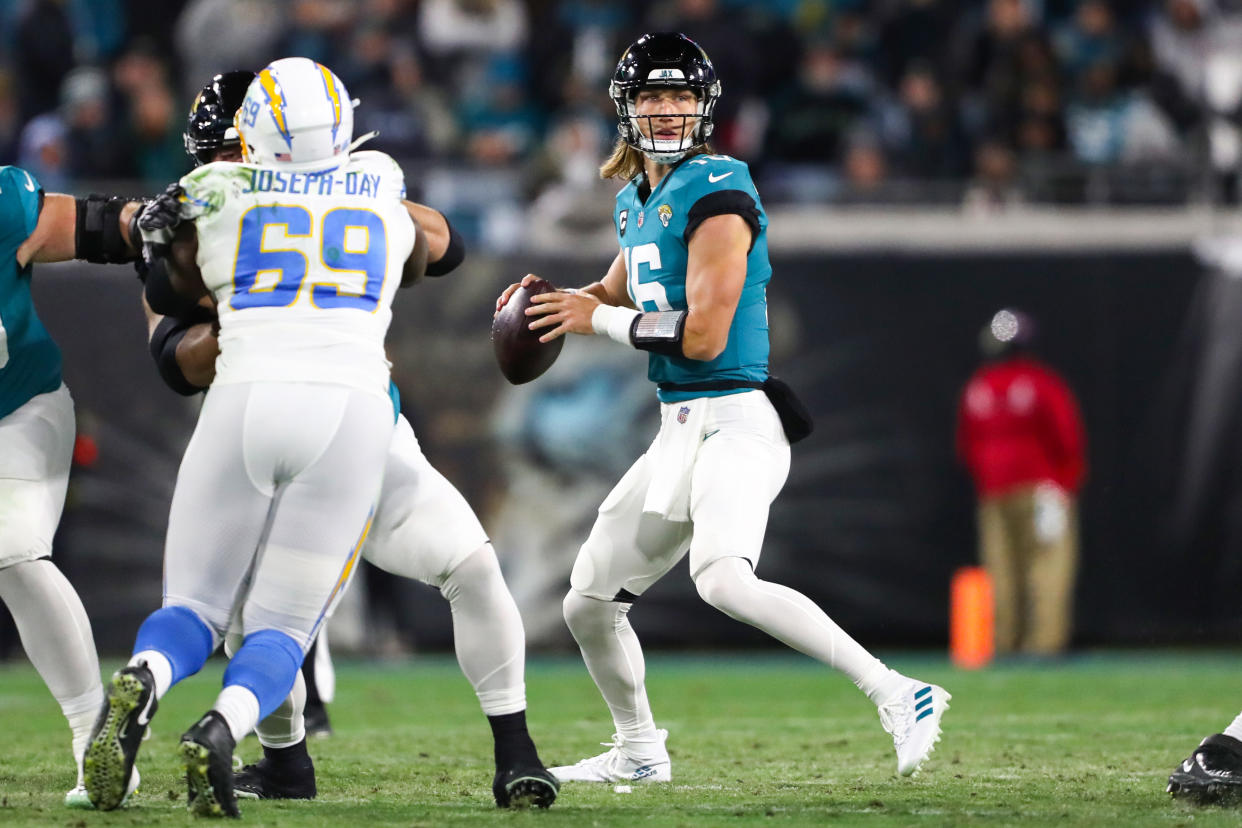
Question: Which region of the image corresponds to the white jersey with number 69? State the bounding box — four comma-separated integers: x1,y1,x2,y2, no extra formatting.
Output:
179,150,415,398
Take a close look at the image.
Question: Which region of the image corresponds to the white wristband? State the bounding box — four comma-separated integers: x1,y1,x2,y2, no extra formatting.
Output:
591,303,641,346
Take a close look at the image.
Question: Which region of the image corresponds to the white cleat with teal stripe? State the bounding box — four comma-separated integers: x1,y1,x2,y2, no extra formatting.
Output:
879,680,951,776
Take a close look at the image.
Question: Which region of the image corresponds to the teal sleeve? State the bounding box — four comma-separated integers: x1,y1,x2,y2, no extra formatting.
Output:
678,158,759,212
0,166,44,242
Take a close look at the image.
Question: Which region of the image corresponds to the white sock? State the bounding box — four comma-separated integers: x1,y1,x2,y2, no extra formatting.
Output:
693,557,901,705
255,669,307,749
442,546,528,716
314,628,335,704
213,684,261,743
130,650,173,699
860,666,908,705
0,560,104,781
1223,712,1242,743
563,590,659,743
63,686,102,783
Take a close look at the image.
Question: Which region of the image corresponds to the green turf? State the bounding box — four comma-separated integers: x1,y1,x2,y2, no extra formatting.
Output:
0,652,1239,826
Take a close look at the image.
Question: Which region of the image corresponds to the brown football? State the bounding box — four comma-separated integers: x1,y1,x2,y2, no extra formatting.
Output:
492,277,565,384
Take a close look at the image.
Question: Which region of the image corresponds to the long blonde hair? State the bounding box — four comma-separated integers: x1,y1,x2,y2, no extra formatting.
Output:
599,139,714,182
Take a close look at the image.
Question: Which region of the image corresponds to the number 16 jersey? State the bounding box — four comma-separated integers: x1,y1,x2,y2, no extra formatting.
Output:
180,150,416,398
613,154,772,403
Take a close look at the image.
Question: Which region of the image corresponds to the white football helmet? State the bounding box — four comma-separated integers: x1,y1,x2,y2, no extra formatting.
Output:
235,57,354,167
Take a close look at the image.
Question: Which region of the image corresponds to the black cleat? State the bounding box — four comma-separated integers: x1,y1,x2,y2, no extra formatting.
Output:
84,665,157,810
1168,733,1242,805
304,699,333,738
493,764,559,809
234,754,317,800
179,711,240,818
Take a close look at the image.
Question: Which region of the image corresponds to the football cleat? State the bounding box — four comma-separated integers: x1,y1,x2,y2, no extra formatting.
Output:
549,730,671,783
234,754,317,800
879,680,951,776
1167,733,1242,804
65,767,140,809
493,764,559,809
83,665,157,810
179,710,240,818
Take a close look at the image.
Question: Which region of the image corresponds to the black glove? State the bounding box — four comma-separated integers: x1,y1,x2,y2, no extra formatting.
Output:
137,183,184,264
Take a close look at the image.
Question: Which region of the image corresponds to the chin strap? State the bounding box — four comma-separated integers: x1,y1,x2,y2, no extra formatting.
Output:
347,130,378,153
646,150,688,165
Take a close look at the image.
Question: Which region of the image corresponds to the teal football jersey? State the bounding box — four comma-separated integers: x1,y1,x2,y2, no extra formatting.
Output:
0,166,62,420
613,154,770,403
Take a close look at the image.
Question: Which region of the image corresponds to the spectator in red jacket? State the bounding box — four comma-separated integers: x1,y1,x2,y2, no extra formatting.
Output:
956,309,1086,655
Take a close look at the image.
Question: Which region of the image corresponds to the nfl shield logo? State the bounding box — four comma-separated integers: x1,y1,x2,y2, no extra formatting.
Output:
677,405,690,424
637,211,644,228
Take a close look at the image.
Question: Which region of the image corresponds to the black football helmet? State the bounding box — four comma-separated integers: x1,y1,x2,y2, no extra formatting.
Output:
183,70,255,165
609,32,721,163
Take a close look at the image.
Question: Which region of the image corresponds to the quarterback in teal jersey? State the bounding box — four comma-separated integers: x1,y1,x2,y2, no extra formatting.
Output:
0,165,145,807
501,33,950,784
611,150,771,397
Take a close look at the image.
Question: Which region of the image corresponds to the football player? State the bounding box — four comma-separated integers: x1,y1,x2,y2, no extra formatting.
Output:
134,70,557,810
83,58,423,818
0,167,143,807
499,32,951,783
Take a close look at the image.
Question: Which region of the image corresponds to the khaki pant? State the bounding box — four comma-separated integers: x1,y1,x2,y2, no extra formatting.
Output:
978,484,1078,655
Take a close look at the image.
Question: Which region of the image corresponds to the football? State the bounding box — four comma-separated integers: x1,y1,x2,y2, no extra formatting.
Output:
492,277,565,384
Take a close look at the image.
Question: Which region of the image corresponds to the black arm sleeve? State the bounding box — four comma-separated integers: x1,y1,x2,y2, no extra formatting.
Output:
75,194,138,263
684,190,761,251
143,256,202,318
149,315,210,396
424,217,465,277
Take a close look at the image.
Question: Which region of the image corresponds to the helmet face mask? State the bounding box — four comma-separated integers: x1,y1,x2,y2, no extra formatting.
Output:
610,33,721,165
622,87,705,159
235,58,355,169
184,70,256,166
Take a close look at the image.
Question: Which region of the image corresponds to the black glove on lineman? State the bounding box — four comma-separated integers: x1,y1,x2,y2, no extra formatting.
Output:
137,182,184,264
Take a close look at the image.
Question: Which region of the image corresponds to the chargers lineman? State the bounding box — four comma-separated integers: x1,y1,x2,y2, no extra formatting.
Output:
134,71,557,809
0,167,144,807
84,58,420,818
500,33,950,783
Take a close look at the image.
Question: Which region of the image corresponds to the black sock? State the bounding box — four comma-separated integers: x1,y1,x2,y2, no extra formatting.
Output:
488,710,541,769
262,738,312,769
302,640,322,707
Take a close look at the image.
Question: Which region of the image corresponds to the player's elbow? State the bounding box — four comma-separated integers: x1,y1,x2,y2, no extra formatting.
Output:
681,328,727,361
682,342,724,361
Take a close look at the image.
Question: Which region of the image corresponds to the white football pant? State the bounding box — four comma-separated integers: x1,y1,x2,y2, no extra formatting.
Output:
163,382,391,649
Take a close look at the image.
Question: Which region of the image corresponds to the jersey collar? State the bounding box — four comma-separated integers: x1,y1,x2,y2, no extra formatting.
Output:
635,154,695,205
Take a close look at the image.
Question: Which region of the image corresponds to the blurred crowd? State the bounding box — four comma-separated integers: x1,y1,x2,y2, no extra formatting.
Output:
2,0,1241,247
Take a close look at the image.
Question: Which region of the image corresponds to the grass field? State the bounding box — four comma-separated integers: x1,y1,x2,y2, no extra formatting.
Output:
1,651,1240,826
